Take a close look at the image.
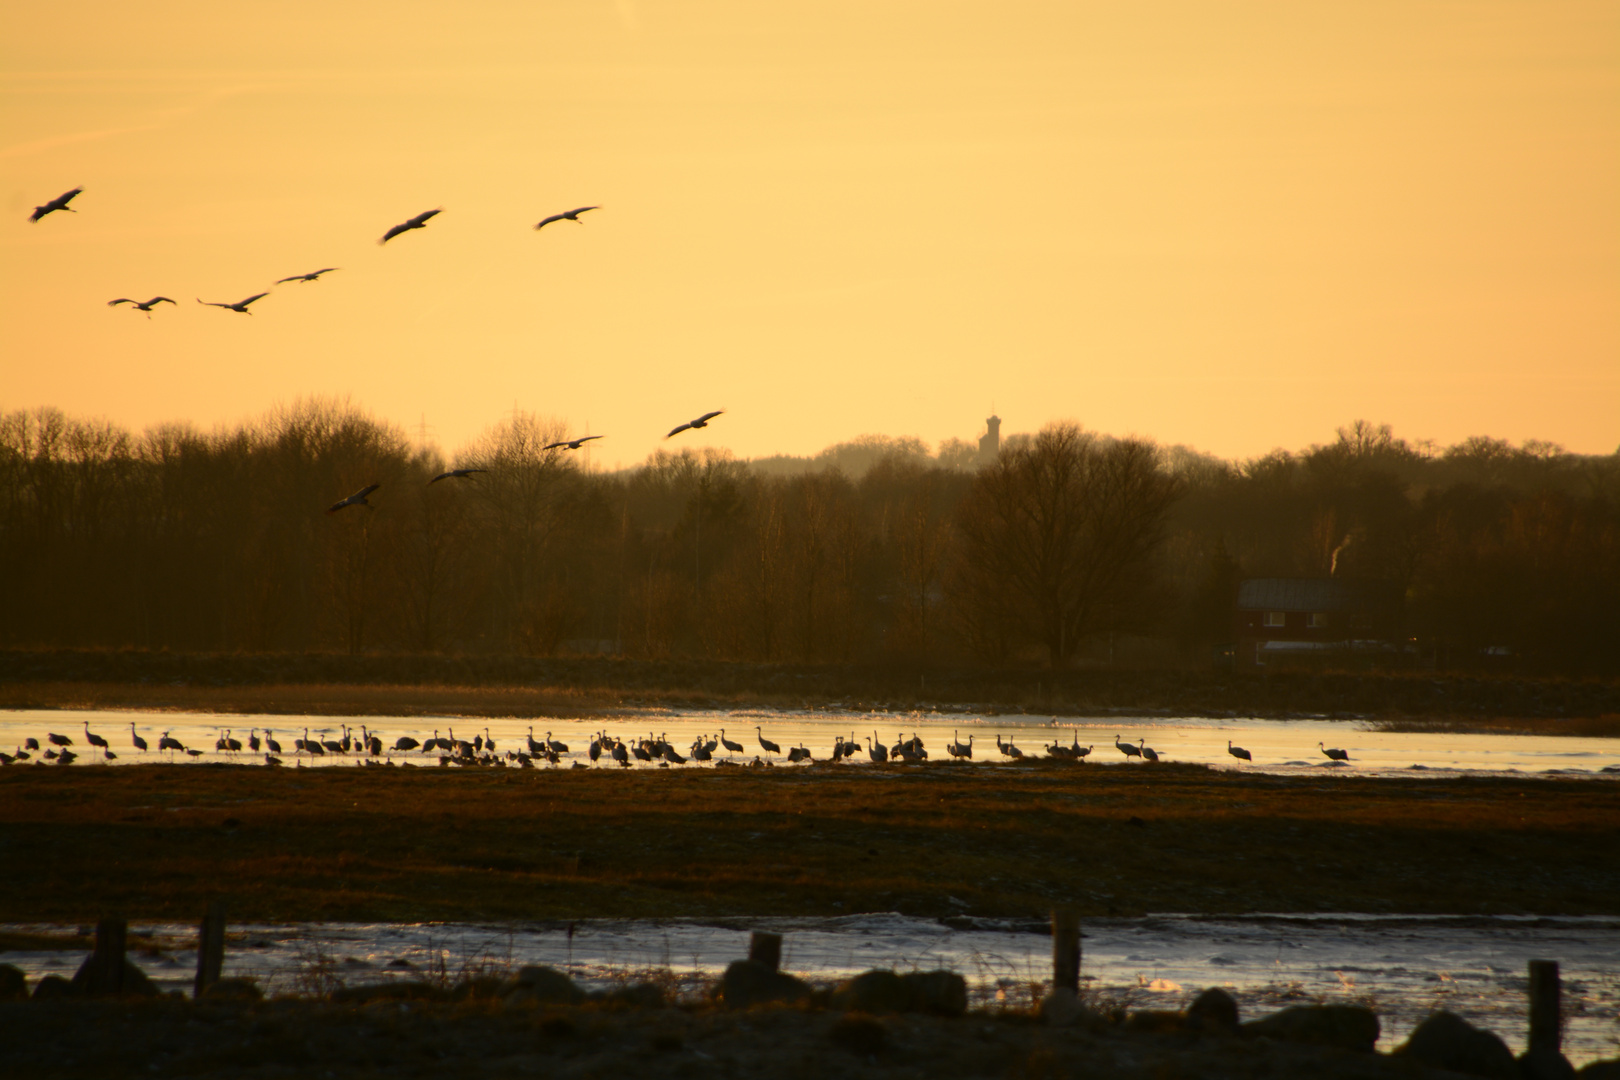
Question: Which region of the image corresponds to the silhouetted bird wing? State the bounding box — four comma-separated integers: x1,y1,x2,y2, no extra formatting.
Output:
328,483,381,512
30,187,82,222
665,421,694,439
540,441,569,451
535,206,600,229
571,435,604,447
197,299,232,308
149,297,177,305
276,268,338,284
692,410,724,426
108,299,136,307
380,210,440,244
238,292,270,308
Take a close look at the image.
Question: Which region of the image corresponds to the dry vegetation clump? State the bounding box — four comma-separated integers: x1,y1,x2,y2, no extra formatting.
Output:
0,763,1615,923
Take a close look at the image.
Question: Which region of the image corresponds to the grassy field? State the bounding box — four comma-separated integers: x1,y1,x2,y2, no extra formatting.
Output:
1,760,1615,923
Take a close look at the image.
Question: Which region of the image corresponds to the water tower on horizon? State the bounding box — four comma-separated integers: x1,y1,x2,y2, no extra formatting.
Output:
978,414,1001,465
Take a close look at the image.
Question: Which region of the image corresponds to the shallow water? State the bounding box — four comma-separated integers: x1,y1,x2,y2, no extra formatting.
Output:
5,914,1616,1064
3,707,1617,779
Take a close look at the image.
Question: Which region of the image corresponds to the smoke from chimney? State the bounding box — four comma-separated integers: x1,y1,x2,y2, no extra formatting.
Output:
1330,535,1354,577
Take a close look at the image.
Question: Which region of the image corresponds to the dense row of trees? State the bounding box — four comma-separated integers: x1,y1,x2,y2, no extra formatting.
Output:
2,403,1616,673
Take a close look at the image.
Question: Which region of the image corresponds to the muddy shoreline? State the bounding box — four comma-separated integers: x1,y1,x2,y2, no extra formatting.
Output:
3,649,1619,730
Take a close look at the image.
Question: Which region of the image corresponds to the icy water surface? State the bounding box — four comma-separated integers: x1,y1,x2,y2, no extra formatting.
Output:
3,707,1618,778
4,914,1616,1065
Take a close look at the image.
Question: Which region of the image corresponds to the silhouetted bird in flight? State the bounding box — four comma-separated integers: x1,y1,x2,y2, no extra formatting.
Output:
328,484,381,513
666,411,723,439
428,468,487,484
198,293,268,314
380,209,441,244
30,188,82,222
542,436,604,451
534,206,600,230
108,297,176,315
276,268,339,284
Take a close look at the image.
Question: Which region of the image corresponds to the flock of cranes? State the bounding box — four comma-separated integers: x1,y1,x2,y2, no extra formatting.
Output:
1,719,1354,770
30,183,722,515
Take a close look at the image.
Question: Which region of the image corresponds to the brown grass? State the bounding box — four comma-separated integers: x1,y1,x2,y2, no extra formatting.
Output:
1,761,1615,923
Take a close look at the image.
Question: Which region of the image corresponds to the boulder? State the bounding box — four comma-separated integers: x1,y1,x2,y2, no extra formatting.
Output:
830,970,913,1013
720,959,811,1009
31,974,74,1000
900,970,967,1017
1394,1010,1516,1079
506,966,584,1005
0,964,27,1001
1187,987,1240,1035
1519,1047,1577,1080
200,977,262,1003
1242,1004,1379,1052
69,953,160,998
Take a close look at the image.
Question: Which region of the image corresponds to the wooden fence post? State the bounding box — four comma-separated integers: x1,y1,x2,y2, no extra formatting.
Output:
1527,959,1561,1056
749,931,782,973
194,901,226,998
93,917,128,995
1052,908,1081,992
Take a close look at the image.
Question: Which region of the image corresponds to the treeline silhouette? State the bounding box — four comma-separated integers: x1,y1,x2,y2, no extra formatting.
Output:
2,402,1616,674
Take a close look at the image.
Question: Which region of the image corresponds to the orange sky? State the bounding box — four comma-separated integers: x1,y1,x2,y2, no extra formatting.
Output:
3,1,1616,466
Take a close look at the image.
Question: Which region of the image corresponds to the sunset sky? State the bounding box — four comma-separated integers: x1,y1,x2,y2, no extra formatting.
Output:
3,0,1616,467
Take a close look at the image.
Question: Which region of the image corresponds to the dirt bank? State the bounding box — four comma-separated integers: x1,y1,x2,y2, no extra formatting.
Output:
3,648,1619,725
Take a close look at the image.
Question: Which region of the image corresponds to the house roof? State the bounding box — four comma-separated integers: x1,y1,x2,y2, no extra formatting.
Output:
1236,578,1360,612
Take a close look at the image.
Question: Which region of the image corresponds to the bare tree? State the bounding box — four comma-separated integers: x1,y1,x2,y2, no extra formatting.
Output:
948,423,1182,667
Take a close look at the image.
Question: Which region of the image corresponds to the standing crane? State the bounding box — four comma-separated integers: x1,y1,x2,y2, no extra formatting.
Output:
129,723,148,752
755,726,781,757
1227,739,1252,762
719,729,744,755
1319,742,1351,762
1115,735,1142,759
1138,739,1159,764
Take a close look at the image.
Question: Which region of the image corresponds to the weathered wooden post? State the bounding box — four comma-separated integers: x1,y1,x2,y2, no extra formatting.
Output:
194,901,226,998
1527,959,1561,1057
92,917,128,994
1052,908,1081,992
749,931,782,973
